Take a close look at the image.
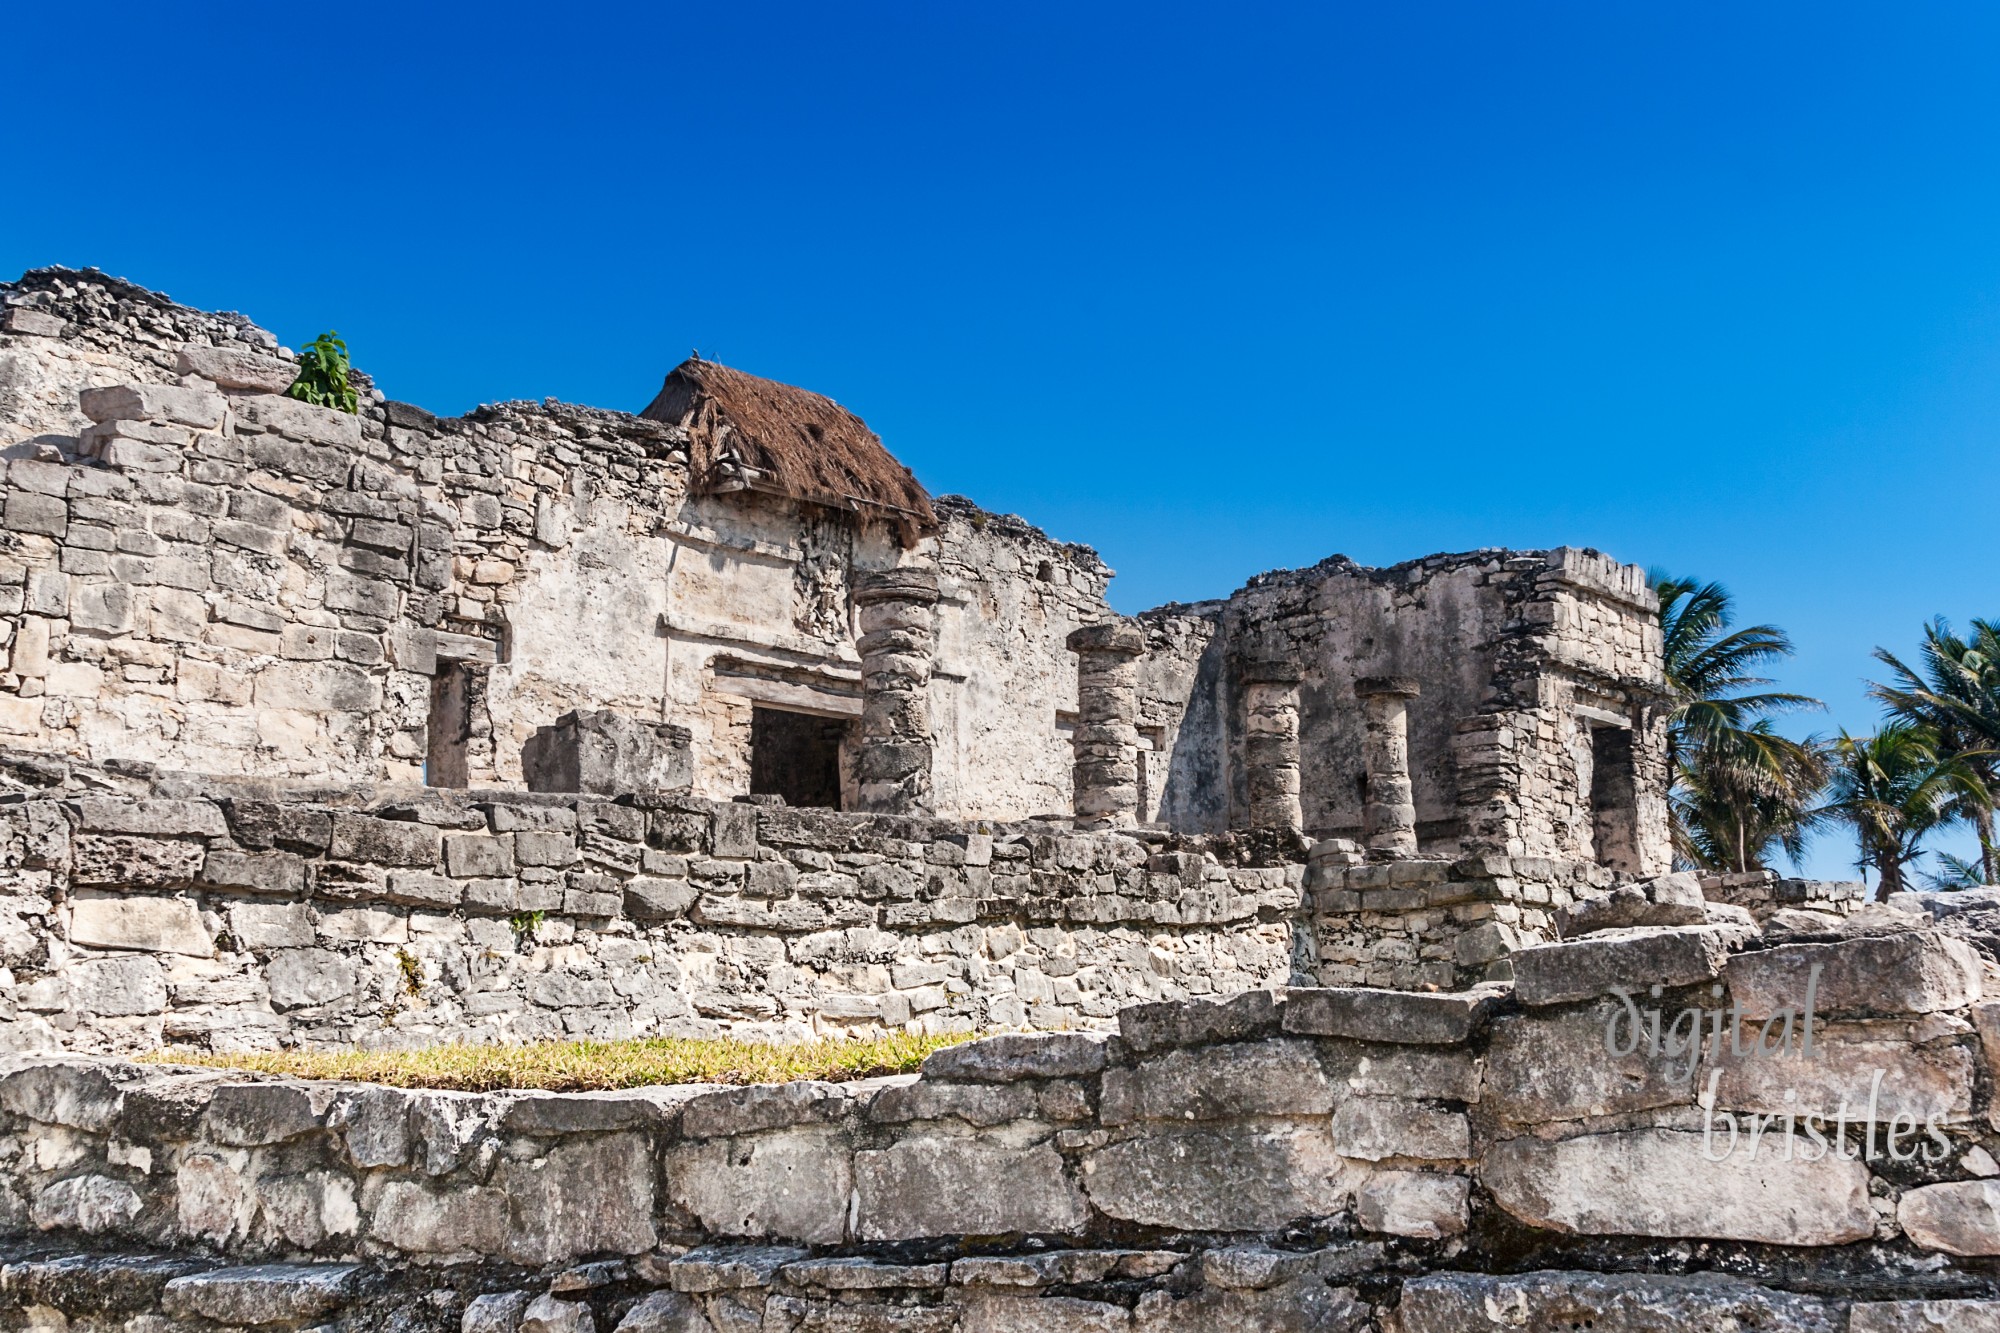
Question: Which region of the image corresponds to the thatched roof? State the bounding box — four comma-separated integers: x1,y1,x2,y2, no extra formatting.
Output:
641,358,936,544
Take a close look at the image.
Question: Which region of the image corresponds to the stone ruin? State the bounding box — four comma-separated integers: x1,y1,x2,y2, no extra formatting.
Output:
0,267,1994,1328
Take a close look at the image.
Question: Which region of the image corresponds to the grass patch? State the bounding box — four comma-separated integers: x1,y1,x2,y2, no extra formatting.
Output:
139,1030,980,1094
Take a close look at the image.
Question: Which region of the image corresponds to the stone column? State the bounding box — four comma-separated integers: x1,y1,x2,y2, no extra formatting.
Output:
853,568,941,815
1066,620,1148,828
1239,659,1304,833
1355,676,1421,856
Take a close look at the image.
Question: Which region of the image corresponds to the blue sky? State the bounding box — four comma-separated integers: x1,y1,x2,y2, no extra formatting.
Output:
6,3,1996,879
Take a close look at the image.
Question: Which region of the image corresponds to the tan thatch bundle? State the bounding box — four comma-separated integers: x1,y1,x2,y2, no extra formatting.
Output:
642,358,937,545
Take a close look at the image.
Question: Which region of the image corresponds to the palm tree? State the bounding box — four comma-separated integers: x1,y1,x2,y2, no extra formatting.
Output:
1871,618,2000,884
1822,725,1984,896
1671,720,1829,873
1653,574,1825,871
1920,852,1988,892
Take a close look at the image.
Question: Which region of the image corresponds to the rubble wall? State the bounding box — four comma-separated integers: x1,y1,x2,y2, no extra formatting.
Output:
0,783,1303,1056
7,923,2000,1328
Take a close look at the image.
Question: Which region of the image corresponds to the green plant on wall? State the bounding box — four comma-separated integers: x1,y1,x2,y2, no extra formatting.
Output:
286,330,359,413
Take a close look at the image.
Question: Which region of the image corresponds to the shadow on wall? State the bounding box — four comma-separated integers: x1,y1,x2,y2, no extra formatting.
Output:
1158,633,1230,834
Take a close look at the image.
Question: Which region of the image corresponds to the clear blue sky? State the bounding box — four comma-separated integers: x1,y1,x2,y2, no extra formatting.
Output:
6,3,1995,880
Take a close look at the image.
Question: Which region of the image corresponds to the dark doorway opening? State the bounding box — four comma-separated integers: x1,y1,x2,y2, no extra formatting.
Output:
1588,724,1640,873
750,706,847,809
427,662,476,789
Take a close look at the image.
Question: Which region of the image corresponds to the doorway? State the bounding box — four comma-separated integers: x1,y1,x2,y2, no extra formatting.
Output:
749,706,847,809
426,662,477,788
1588,723,1640,873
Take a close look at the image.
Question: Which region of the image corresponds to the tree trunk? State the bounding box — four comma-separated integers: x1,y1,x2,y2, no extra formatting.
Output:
1981,806,1998,885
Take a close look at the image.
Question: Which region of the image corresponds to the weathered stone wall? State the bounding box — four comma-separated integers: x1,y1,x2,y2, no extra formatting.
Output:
8,912,2000,1328
0,775,1303,1055
929,496,1113,823
1142,548,1669,872
0,270,1122,825
1306,844,1620,990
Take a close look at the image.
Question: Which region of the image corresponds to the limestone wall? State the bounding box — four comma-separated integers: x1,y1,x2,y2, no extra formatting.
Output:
927,496,1114,823
1143,548,1669,872
0,780,1302,1056
7,921,2000,1328
0,270,1122,824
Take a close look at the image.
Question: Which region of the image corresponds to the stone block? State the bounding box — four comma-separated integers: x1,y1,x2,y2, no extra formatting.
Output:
667,1245,810,1293
609,1291,707,1333
3,307,63,336
1322,1043,1482,1101
1481,1127,1874,1245
383,871,462,908
1354,1170,1470,1238
502,833,578,875
523,709,694,795
781,1257,950,1290
1511,925,1745,1008
69,891,212,956
1117,989,1283,1054
266,947,361,1009
463,1292,535,1333
1851,1300,2000,1332
253,660,380,711
223,800,334,853
961,1294,1130,1333
159,1262,364,1324
564,888,620,917
667,1128,852,1245
1282,984,1504,1045
1100,1039,1332,1124
854,1138,1087,1240
1485,999,1697,1125
1707,1017,1975,1123
710,803,757,858
445,833,516,878
69,582,133,634
66,956,168,1015
77,792,225,836
230,901,315,950
30,1174,143,1233
867,1078,1037,1128
233,392,362,447
1725,931,1983,1019
1394,1272,1841,1333
72,834,206,886
318,906,408,943
521,1294,594,1333
493,1131,658,1265
1131,1277,1369,1332
680,1079,851,1140
624,876,696,921
368,1180,508,1256
1083,1125,1356,1231
1558,872,1708,936
24,566,67,616
201,849,308,896
1331,1100,1469,1161
1899,1180,2000,1256
175,344,300,393
0,1063,127,1130
204,1082,325,1146
5,490,67,538
920,1032,1108,1082
79,383,225,429
327,814,441,867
